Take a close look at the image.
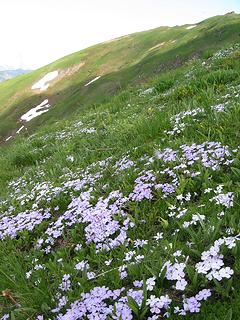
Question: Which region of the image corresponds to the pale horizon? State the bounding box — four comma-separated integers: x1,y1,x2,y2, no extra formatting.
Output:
1,0,240,70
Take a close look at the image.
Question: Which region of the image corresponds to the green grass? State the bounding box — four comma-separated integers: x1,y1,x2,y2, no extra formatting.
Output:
0,14,240,320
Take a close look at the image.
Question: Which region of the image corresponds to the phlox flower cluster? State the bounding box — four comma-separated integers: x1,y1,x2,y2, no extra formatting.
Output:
195,236,239,281
165,108,204,136
211,44,240,60
0,136,238,320
162,260,188,291
146,294,172,318
42,119,96,141
174,289,211,315
113,156,135,174
210,103,226,112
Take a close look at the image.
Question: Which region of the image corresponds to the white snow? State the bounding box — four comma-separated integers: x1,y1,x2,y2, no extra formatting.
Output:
16,126,25,134
5,136,12,142
186,25,197,30
21,99,51,122
32,71,59,91
85,76,101,87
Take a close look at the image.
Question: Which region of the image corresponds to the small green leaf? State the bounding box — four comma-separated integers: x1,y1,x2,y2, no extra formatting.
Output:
10,312,16,320
127,296,140,315
140,306,149,319
224,308,232,320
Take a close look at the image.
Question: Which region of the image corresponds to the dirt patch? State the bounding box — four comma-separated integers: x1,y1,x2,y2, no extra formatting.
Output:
148,42,166,52
60,62,85,78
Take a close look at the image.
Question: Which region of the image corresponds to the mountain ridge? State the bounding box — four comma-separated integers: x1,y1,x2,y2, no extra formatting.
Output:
0,12,240,142
0,68,30,83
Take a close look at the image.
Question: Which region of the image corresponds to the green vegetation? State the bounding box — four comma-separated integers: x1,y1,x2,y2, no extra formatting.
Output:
0,13,240,320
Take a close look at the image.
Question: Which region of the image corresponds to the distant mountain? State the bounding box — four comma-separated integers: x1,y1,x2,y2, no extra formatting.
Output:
0,68,31,82
0,64,14,71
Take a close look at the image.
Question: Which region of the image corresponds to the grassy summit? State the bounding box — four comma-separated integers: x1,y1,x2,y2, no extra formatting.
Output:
0,13,240,320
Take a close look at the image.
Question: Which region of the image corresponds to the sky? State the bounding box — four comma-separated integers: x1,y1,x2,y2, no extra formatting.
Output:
1,0,240,70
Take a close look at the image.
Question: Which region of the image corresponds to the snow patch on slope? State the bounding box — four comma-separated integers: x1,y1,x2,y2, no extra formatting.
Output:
21,99,51,122
16,126,25,134
32,71,59,91
85,76,101,87
5,136,12,142
186,25,197,30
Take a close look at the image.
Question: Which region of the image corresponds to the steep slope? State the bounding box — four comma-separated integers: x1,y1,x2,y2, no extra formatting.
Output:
0,13,240,142
0,29,240,319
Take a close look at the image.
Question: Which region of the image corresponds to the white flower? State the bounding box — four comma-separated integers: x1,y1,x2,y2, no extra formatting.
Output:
146,277,156,291
75,244,82,251
105,259,112,266
66,155,74,162
153,232,163,241
175,279,187,290
75,260,89,271
26,270,32,279
87,272,96,280
219,267,234,279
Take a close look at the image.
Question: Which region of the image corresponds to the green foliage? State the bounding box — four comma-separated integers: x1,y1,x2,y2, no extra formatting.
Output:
172,84,196,100
154,78,175,94
0,15,240,320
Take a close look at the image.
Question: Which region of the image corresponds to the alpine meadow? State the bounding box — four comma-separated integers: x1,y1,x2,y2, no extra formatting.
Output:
1,11,240,320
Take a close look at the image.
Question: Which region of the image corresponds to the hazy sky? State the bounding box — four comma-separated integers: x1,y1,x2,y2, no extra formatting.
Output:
1,0,239,70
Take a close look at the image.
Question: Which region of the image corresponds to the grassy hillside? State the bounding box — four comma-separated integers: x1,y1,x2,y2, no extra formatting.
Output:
0,20,240,319
0,13,240,141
